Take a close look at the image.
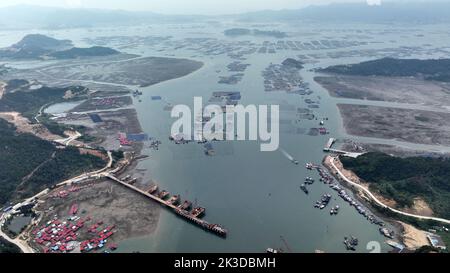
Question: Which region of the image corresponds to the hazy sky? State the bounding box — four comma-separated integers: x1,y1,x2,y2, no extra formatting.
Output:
0,0,388,14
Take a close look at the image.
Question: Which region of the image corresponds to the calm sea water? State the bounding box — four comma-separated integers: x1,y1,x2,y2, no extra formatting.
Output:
2,22,450,253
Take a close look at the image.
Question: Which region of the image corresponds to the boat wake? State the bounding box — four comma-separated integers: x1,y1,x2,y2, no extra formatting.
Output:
280,149,294,161
280,149,298,165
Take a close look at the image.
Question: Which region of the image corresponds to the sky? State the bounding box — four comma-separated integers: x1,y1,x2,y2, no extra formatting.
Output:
0,0,389,14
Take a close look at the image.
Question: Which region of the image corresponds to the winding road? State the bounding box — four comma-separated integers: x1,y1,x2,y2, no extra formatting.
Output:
328,156,450,225
0,151,114,253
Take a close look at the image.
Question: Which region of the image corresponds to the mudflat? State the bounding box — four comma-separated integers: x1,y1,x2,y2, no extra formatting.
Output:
33,180,161,252
338,104,450,146
316,75,450,107
35,56,204,87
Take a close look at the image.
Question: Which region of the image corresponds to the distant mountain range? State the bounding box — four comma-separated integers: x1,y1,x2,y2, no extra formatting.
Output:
0,34,119,60
0,5,205,29
0,2,450,29
234,2,450,23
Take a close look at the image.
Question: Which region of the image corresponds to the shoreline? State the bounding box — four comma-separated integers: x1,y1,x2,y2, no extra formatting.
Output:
323,155,450,224
322,155,450,250
7,55,208,252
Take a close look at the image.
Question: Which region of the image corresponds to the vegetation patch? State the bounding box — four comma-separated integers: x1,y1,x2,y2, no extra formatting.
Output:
341,152,450,219
0,81,87,120
0,119,105,205
321,57,450,82
0,237,21,253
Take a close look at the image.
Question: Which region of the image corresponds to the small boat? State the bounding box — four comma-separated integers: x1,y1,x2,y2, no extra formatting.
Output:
330,206,339,215
191,207,206,218
344,236,358,251
305,177,315,185
300,184,309,194
148,184,158,194
179,201,192,211
158,190,169,200
167,195,180,205
266,248,280,254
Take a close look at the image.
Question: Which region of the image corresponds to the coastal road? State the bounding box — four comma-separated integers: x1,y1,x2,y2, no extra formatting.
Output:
56,151,113,187
0,151,114,253
328,156,450,225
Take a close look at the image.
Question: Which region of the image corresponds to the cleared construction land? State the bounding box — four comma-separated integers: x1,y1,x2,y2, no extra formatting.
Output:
56,108,143,151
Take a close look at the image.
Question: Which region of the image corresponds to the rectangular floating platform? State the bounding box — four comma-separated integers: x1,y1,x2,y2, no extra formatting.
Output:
88,114,103,123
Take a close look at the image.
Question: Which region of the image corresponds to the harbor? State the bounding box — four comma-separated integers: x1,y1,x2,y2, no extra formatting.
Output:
104,174,227,238
1,10,450,255
118,48,396,252
70,23,407,253
308,162,387,227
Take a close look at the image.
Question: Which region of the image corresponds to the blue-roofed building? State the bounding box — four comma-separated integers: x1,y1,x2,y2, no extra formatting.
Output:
88,113,103,123
127,133,149,142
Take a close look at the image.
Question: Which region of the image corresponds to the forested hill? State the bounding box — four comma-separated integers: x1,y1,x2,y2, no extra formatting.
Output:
320,58,450,82
0,119,105,205
48,46,119,59
0,34,120,60
341,152,450,219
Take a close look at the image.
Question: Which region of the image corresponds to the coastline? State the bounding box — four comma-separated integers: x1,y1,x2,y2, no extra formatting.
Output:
323,155,450,224
322,155,450,250
0,55,207,253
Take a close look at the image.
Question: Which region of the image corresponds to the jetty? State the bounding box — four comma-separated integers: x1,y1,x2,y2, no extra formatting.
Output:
105,174,227,237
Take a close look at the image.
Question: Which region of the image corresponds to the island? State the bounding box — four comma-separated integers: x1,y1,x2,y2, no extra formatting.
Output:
0,34,120,60
319,57,450,82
